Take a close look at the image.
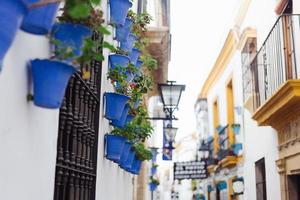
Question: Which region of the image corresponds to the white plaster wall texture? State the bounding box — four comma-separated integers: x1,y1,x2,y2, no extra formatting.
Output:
0,30,59,200
242,111,280,200
206,53,243,136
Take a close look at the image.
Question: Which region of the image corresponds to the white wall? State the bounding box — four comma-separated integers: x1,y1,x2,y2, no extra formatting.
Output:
206,53,244,136
0,29,58,200
243,111,280,200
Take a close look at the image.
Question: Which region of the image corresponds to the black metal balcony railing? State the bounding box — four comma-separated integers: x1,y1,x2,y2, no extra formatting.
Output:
244,14,300,110
218,136,235,160
206,157,218,166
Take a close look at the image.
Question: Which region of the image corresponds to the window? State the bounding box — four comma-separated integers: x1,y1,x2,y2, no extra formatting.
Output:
53,35,102,200
226,79,235,147
255,158,267,200
241,37,257,103
213,98,220,155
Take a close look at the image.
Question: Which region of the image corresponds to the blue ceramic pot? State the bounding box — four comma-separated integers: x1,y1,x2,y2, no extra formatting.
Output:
109,0,132,26
115,17,133,42
232,124,241,135
119,141,133,166
52,23,92,62
123,148,136,170
105,134,126,162
149,183,158,191
136,60,143,69
31,59,76,108
151,167,157,175
21,2,59,35
133,100,140,109
23,0,39,4
111,104,129,128
130,156,142,175
0,0,28,70
125,71,134,82
125,114,134,124
120,34,137,52
109,54,130,69
104,92,130,120
151,148,158,162
129,48,140,65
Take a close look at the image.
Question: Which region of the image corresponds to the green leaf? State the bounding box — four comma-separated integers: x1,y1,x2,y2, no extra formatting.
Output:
95,54,105,61
103,41,116,51
98,25,111,35
69,4,91,19
91,0,101,5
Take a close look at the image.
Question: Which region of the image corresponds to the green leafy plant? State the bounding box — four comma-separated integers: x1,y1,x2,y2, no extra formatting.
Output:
152,163,158,168
51,2,115,79
107,65,131,95
150,177,160,185
127,10,152,36
133,143,152,161
111,106,153,142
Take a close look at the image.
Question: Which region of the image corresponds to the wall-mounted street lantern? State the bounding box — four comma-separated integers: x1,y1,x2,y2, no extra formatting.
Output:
198,141,210,160
148,80,185,160
158,81,186,120
164,125,178,142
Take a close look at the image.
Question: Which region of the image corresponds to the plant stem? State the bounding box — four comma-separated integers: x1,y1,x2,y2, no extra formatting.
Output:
29,0,63,9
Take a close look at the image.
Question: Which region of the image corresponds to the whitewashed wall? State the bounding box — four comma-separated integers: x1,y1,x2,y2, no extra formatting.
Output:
0,0,135,200
0,25,59,200
206,53,244,135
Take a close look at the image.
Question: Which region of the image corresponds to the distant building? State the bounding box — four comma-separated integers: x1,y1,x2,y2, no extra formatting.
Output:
193,0,300,199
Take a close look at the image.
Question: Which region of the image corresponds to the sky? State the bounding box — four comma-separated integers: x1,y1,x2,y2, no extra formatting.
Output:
169,0,240,160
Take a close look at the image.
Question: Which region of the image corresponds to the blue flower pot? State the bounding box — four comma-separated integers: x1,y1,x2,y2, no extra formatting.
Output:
0,0,27,70
129,48,140,65
151,167,157,175
151,148,158,162
125,114,134,124
120,34,137,52
130,157,142,175
125,71,134,82
109,0,132,26
149,183,158,191
115,17,133,42
119,141,133,166
111,104,129,128
23,0,40,4
136,60,143,69
123,148,136,170
105,134,126,162
133,100,140,109
52,23,92,61
21,2,59,35
109,54,130,69
104,92,130,120
232,124,241,135
31,59,76,108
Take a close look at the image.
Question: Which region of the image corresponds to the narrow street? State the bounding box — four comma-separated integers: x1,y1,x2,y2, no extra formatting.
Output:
0,0,300,200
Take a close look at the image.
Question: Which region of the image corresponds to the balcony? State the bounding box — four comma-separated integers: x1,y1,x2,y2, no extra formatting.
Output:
218,136,237,168
244,14,300,129
206,157,219,174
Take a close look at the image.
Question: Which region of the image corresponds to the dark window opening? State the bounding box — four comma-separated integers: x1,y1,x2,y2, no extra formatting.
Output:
255,158,267,200
53,34,102,200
